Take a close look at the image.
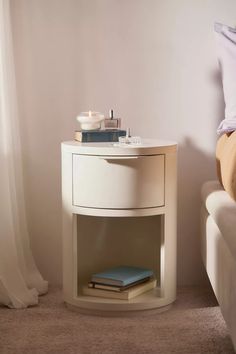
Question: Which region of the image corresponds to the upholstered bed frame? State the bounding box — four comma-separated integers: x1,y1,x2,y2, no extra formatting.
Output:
201,180,236,350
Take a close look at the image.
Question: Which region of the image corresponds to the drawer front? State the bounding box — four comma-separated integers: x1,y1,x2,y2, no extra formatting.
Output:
72,154,165,209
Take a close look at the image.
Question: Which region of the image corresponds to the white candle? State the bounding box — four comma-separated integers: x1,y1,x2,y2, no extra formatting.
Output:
76,111,104,130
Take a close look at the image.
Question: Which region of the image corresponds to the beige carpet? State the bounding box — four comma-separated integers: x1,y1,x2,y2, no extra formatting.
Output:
0,287,234,354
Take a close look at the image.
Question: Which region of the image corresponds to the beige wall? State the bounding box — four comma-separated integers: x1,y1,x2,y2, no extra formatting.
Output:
10,0,236,285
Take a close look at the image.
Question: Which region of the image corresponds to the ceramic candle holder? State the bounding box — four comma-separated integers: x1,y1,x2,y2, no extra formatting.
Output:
76,111,105,130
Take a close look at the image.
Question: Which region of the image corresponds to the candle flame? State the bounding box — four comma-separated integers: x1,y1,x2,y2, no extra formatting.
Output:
88,110,92,117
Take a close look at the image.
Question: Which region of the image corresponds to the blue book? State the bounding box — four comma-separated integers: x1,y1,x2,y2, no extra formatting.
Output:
91,266,154,287
74,129,126,142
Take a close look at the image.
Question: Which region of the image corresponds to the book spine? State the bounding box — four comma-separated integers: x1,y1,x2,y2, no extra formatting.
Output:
83,286,128,300
81,131,126,142
89,277,151,291
83,279,157,300
92,271,153,286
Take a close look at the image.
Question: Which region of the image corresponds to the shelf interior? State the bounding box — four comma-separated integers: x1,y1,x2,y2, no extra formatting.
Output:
76,215,163,298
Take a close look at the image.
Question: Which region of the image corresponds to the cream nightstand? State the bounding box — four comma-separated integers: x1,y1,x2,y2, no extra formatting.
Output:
61,139,177,313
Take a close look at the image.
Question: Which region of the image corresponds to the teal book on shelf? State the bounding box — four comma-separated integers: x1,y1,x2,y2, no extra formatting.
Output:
74,129,126,142
91,266,154,287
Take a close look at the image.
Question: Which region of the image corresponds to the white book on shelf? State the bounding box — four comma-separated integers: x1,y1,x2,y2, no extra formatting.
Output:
83,278,157,300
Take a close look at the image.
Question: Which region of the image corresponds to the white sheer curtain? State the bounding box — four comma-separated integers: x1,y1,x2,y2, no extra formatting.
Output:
0,0,48,308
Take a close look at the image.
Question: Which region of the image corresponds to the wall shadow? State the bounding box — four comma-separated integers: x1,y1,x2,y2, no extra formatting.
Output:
209,67,225,128
177,138,217,286
177,63,225,286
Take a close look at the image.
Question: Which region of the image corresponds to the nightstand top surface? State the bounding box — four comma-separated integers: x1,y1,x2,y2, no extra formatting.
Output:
61,139,177,155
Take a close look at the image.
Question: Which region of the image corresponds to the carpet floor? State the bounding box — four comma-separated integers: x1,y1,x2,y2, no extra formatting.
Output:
0,286,234,354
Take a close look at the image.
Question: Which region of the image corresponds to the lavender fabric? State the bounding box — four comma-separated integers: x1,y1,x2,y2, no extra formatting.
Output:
215,22,236,135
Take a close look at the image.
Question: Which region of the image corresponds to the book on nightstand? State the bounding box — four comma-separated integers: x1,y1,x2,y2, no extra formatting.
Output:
88,276,151,292
83,278,157,300
91,266,154,287
74,129,126,142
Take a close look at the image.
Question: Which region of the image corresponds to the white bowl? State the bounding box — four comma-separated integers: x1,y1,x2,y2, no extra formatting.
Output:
76,111,104,130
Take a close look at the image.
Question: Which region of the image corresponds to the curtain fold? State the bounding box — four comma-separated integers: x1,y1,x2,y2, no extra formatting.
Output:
0,0,48,308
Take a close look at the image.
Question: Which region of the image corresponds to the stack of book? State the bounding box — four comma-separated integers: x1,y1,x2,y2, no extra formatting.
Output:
83,266,156,300
74,129,126,143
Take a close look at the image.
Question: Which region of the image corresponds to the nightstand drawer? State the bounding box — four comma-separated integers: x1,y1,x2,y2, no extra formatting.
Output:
72,154,165,209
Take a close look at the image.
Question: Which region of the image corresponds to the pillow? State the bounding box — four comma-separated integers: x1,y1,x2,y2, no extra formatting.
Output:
216,131,236,201
215,23,236,135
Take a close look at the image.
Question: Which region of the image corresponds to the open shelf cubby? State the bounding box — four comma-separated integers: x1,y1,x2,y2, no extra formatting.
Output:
77,215,162,296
